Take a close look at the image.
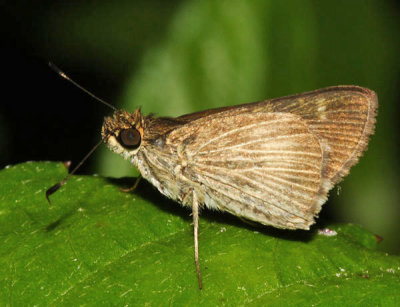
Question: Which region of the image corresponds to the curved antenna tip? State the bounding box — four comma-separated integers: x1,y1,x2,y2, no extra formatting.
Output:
46,182,63,204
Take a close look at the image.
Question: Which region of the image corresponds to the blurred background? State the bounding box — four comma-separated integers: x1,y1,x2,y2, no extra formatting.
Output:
1,0,399,252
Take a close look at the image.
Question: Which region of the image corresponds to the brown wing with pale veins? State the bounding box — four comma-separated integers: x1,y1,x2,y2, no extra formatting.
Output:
167,112,328,229
177,86,378,186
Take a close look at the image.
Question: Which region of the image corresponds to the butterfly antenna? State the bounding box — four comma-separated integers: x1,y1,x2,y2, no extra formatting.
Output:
48,62,117,111
46,138,104,203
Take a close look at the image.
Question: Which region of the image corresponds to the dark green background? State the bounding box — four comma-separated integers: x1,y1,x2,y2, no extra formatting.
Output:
1,0,399,256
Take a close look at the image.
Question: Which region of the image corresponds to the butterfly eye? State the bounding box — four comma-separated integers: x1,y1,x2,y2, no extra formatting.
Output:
119,128,141,149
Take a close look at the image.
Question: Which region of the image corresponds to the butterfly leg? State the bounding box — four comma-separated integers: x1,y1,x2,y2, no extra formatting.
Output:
119,175,142,193
192,191,203,289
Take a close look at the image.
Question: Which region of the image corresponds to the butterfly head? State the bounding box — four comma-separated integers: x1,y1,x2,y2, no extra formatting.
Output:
102,109,144,160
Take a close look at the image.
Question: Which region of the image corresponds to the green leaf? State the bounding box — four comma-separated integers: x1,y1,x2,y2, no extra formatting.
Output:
1,161,399,305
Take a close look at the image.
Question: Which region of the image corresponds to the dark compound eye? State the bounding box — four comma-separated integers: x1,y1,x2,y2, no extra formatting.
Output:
118,128,141,149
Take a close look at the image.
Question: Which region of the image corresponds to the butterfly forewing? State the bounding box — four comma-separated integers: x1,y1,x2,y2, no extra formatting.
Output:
166,112,326,229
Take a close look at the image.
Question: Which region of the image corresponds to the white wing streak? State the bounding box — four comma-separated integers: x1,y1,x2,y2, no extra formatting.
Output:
309,119,363,126
325,109,364,114
195,160,321,173
313,129,364,137
197,133,314,155
199,147,321,157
